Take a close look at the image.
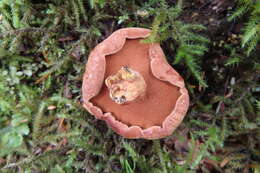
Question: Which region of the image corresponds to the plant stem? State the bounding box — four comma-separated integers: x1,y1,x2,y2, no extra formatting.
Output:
154,140,167,173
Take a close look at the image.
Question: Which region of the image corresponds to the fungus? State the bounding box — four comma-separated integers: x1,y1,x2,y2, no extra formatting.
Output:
82,28,189,139
105,66,147,104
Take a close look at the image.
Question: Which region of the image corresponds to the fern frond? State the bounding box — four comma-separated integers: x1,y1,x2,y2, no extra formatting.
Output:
153,140,167,173
77,0,87,21
147,0,209,87
229,0,259,55
168,1,182,19
242,18,258,47
185,54,208,87
181,23,207,31
225,57,241,66
173,46,185,64
186,44,208,55
0,7,12,21
32,102,47,141
123,142,138,161
183,34,210,44
144,10,167,43
228,5,248,21
195,130,209,137
11,3,21,28
245,33,259,56
70,0,80,28
190,119,211,128
241,15,259,55
43,131,81,142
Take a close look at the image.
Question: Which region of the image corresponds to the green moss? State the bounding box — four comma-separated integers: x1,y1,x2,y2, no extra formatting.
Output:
0,0,259,172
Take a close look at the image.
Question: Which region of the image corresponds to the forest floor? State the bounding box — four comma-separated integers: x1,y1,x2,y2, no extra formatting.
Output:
0,0,259,173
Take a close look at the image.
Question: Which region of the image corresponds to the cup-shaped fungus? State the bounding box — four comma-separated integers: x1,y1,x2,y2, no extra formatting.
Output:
82,28,189,139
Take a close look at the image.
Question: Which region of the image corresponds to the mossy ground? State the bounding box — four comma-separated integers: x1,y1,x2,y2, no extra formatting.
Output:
0,0,259,173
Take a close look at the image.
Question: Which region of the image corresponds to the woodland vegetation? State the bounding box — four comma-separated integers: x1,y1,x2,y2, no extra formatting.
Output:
0,0,259,172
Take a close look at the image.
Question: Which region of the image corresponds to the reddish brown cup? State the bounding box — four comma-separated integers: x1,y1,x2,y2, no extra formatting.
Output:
82,28,189,139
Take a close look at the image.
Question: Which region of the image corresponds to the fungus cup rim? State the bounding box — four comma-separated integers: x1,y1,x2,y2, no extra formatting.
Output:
82,27,189,139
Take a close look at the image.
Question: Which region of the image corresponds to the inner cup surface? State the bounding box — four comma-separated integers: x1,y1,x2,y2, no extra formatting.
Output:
91,39,181,128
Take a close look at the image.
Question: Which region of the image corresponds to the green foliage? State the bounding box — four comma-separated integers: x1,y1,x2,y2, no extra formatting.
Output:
0,0,30,29
224,44,243,66
229,0,260,55
144,0,209,87
0,0,259,172
0,63,40,156
89,0,106,9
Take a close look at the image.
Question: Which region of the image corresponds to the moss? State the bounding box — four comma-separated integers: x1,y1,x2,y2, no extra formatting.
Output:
0,0,259,172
